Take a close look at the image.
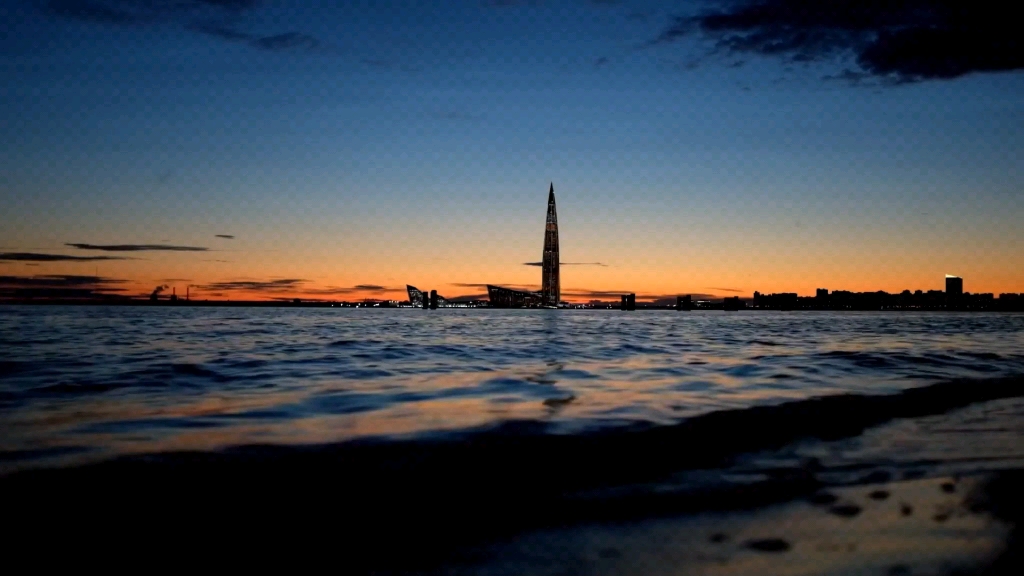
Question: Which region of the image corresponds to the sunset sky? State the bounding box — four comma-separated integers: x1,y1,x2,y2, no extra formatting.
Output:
2,1,1022,302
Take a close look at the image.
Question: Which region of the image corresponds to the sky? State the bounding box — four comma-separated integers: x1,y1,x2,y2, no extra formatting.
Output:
1,0,1022,302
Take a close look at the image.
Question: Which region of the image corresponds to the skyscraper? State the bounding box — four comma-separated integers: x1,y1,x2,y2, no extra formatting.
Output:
541,183,560,307
945,274,963,297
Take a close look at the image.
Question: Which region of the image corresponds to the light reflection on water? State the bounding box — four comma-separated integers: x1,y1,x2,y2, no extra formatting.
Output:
1,306,1022,471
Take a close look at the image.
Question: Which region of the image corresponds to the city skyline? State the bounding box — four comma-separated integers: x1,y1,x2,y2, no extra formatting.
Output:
2,1,1022,302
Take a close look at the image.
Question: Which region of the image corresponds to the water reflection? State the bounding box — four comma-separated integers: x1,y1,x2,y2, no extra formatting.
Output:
0,306,1022,472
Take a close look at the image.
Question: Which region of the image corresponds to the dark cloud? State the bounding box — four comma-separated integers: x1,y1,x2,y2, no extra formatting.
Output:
0,252,127,262
214,234,235,239
0,274,128,299
67,243,207,252
46,0,322,53
197,279,304,292
595,56,610,67
0,274,127,288
193,279,400,296
450,283,539,291
46,0,259,25
561,289,635,298
706,287,744,293
485,0,542,7
251,32,319,51
304,285,403,295
653,1,1024,82
523,261,608,267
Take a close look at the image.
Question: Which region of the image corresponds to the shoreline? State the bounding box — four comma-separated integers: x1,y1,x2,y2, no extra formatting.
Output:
4,378,1023,572
2,299,1023,311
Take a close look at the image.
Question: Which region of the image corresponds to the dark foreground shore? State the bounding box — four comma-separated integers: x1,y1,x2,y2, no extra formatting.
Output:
5,378,1023,574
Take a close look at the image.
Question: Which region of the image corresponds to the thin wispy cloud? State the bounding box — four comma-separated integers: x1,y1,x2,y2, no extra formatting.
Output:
46,0,324,53
0,252,127,262
197,279,305,292
0,274,128,299
215,235,235,240
67,243,208,252
523,261,608,267
194,279,402,296
706,287,744,293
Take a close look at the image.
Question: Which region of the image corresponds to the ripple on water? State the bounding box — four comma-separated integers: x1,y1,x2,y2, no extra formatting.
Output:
0,307,1022,471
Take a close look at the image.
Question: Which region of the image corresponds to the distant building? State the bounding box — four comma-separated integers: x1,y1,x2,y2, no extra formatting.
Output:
541,183,560,307
723,296,744,311
407,285,425,307
487,285,544,308
488,183,561,308
945,275,963,297
407,285,450,308
946,274,963,309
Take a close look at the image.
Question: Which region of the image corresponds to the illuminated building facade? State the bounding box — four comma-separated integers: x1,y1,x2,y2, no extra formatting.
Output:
407,285,450,308
487,183,562,308
541,183,560,307
486,285,544,308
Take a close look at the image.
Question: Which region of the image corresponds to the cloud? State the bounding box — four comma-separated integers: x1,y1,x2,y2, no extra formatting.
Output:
46,0,259,25
197,279,304,292
193,279,401,296
450,283,540,291
215,235,235,239
0,252,127,262
652,0,1024,82
0,274,127,288
523,261,608,267
251,32,320,51
561,289,637,298
0,274,128,299
46,0,323,53
706,287,744,293
595,56,610,67
66,243,207,252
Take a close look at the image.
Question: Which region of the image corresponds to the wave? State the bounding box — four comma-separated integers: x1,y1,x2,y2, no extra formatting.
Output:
3,375,1022,571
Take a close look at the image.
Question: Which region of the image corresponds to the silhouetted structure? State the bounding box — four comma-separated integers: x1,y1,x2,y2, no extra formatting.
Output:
488,183,562,308
408,285,451,309
487,285,543,308
407,285,425,308
541,183,560,307
676,295,692,311
620,293,636,311
946,274,963,309
946,275,963,297
723,296,744,311
749,275,1011,311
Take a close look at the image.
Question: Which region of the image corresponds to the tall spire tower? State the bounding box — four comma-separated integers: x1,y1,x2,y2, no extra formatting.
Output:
541,182,560,307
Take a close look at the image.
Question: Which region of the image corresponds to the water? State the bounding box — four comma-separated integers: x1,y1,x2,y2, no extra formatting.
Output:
1,306,1023,474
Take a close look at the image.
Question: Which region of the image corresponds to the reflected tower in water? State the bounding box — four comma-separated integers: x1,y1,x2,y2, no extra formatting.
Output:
541,183,560,307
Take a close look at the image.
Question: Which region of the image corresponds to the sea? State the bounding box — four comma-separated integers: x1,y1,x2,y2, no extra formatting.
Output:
1,306,1023,475
4,305,1024,571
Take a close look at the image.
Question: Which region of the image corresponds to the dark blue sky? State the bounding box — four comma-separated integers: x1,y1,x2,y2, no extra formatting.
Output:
2,1,1022,300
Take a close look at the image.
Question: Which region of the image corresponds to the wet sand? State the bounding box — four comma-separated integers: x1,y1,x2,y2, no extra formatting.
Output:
448,474,1019,576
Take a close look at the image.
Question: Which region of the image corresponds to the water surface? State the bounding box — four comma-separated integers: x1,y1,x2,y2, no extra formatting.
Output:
1,306,1022,473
